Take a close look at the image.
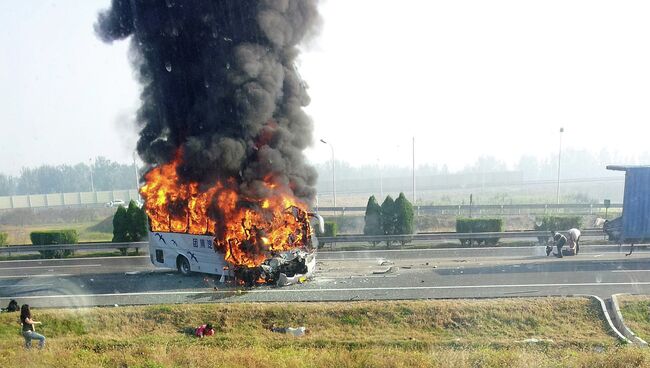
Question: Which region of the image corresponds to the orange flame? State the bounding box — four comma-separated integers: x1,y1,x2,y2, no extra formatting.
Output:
139,154,312,268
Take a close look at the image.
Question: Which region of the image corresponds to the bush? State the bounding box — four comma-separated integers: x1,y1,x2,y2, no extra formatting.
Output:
113,205,129,255
534,216,583,244
456,218,504,246
381,195,396,246
322,222,338,237
316,221,338,247
0,232,7,246
363,195,382,246
30,230,79,258
394,193,414,246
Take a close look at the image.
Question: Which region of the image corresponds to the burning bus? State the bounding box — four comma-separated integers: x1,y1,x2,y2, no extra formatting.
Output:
141,156,324,286
95,0,323,286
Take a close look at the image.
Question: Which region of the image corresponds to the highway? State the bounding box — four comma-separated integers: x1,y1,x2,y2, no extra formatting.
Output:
1,244,650,308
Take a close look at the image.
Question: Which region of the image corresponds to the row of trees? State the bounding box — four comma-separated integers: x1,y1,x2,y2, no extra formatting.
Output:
112,200,148,255
0,157,137,196
313,149,649,191
363,193,414,246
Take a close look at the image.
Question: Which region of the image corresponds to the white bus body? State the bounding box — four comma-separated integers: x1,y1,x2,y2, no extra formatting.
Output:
148,214,322,284
149,231,232,276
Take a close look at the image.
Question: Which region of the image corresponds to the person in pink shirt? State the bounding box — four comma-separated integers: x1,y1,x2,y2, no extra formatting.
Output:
195,323,215,338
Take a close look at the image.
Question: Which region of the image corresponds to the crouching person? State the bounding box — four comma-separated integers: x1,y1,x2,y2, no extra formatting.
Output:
195,323,215,338
20,304,45,349
546,232,567,258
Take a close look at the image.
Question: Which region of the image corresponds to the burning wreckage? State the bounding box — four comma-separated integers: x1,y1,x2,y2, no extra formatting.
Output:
142,159,324,287
95,0,323,286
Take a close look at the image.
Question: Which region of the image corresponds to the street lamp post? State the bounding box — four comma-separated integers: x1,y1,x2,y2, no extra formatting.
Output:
132,152,140,192
556,127,564,205
320,139,336,214
89,158,95,192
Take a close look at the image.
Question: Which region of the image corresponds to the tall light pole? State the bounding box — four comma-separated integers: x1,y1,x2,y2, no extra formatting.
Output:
133,151,140,196
412,136,416,204
89,158,95,192
556,127,564,205
320,139,336,214
376,157,383,199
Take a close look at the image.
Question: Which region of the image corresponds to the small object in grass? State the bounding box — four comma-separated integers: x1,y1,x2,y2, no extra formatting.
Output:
114,304,118,307
425,262,429,266
195,323,215,338
420,280,425,283
270,325,309,337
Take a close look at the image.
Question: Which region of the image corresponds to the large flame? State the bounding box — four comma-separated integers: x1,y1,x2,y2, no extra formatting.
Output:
139,155,313,268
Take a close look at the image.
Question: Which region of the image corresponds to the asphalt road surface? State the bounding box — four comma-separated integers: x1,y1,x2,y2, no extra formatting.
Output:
1,244,650,308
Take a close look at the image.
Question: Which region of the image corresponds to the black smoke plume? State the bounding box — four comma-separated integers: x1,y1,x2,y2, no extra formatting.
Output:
95,0,320,204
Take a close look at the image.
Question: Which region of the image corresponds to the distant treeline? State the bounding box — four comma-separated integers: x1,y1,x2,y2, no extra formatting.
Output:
0,149,646,196
314,149,649,184
0,157,137,196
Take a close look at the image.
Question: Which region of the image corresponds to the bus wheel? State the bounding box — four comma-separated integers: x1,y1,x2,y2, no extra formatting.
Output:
177,256,191,275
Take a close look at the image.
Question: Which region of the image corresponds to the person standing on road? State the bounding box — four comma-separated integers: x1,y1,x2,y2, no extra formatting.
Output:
20,304,45,349
567,228,581,255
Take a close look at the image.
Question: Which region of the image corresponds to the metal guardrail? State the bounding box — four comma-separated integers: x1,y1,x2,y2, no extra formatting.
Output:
0,242,148,254
318,229,604,243
0,230,604,254
316,204,622,213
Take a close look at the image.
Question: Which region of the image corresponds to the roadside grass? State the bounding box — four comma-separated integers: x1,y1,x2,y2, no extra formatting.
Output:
618,295,650,343
0,222,113,245
0,298,639,368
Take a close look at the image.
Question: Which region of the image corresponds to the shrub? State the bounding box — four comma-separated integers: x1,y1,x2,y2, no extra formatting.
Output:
534,216,583,244
316,221,338,247
112,205,129,255
363,195,382,246
127,200,148,242
456,218,504,246
381,195,396,246
394,193,414,246
0,232,7,246
323,222,338,237
30,230,78,258
126,200,148,255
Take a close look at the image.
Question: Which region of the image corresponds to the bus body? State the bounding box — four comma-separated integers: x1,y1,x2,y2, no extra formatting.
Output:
148,213,323,285
149,231,232,276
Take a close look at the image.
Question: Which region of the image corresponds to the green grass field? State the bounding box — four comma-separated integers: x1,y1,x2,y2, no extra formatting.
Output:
618,295,650,344
0,298,646,368
0,222,113,245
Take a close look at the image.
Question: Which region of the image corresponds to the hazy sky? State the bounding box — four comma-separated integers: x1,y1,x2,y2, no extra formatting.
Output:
1,0,649,175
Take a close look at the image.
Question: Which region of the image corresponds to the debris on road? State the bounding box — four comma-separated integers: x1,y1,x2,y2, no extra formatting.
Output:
236,249,314,287
377,258,394,266
402,265,412,269
373,266,394,275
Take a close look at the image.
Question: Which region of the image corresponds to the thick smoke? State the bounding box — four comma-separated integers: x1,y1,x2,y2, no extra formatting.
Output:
95,0,319,204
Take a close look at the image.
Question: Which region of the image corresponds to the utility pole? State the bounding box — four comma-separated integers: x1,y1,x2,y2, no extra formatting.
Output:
412,136,416,204
133,151,140,192
89,158,95,192
320,139,336,215
556,127,564,205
